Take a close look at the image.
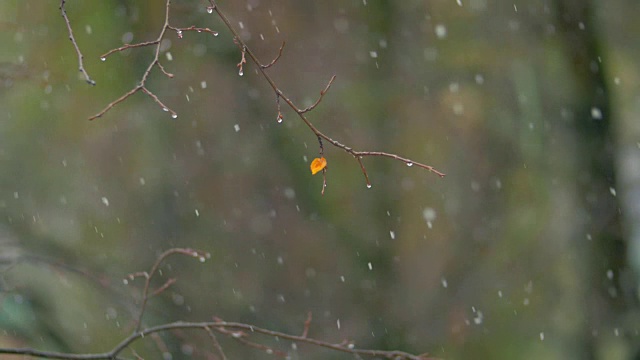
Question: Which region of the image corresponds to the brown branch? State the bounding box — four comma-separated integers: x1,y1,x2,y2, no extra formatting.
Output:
150,277,177,297
204,327,228,360
212,324,288,357
156,61,174,78
168,25,219,38
88,86,142,120
75,0,444,186
149,332,170,357
317,136,328,194
90,0,218,120
116,321,435,360
99,41,160,60
237,45,247,76
0,247,435,360
142,87,177,118
206,0,445,189
126,248,209,333
302,312,312,338
300,75,336,114
59,0,95,85
261,41,285,69
276,93,284,123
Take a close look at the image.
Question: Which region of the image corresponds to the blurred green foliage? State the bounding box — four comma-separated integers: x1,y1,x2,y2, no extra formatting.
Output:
0,0,638,359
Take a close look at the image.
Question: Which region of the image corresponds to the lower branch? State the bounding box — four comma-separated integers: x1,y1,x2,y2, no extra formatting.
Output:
0,320,435,360
0,248,436,360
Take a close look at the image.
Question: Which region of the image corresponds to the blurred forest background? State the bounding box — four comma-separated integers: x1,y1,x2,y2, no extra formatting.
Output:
0,0,639,359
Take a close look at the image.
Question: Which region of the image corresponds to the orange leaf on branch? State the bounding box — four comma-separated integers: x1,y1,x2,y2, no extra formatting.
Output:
310,157,327,175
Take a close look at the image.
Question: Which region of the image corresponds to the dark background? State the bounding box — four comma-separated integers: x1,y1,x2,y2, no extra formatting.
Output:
0,0,639,359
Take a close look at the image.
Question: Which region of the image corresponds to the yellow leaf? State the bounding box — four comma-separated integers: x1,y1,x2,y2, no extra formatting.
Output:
310,157,327,175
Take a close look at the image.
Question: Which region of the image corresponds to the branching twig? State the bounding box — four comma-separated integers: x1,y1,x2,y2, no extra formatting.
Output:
205,0,445,188
126,247,209,332
261,41,285,69
0,320,435,360
300,75,336,114
79,0,444,187
204,326,228,360
168,25,219,39
88,0,218,120
212,321,288,358
59,0,95,85
0,247,436,360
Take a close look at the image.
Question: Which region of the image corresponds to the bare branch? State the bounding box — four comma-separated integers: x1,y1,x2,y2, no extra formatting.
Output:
300,75,336,114
302,312,312,338
88,86,142,120
213,324,288,357
356,156,372,188
142,87,177,118
150,277,177,297
77,0,444,185
115,321,436,360
90,0,220,120
99,41,160,60
59,0,95,85
0,248,435,360
128,248,209,333
168,25,219,38
206,0,445,189
261,41,286,69
157,61,175,78
237,45,247,76
204,327,228,360
353,151,446,178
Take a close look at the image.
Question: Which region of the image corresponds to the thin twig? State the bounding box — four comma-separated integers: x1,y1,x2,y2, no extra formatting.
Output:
213,325,288,357
317,136,328,194
59,0,95,85
128,248,208,333
90,0,209,120
300,75,336,114
168,25,219,38
302,312,312,338
204,327,228,360
99,41,160,59
261,41,286,69
150,277,177,297
111,321,436,360
88,86,141,120
237,45,247,76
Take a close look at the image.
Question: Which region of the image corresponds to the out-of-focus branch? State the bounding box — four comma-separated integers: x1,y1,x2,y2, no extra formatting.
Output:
0,247,436,360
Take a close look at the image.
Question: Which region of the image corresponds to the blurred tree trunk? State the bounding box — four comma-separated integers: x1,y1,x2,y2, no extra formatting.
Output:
555,0,627,357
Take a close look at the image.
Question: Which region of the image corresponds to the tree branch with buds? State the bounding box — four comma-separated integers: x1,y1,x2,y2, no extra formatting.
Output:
73,0,444,191
0,248,437,360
